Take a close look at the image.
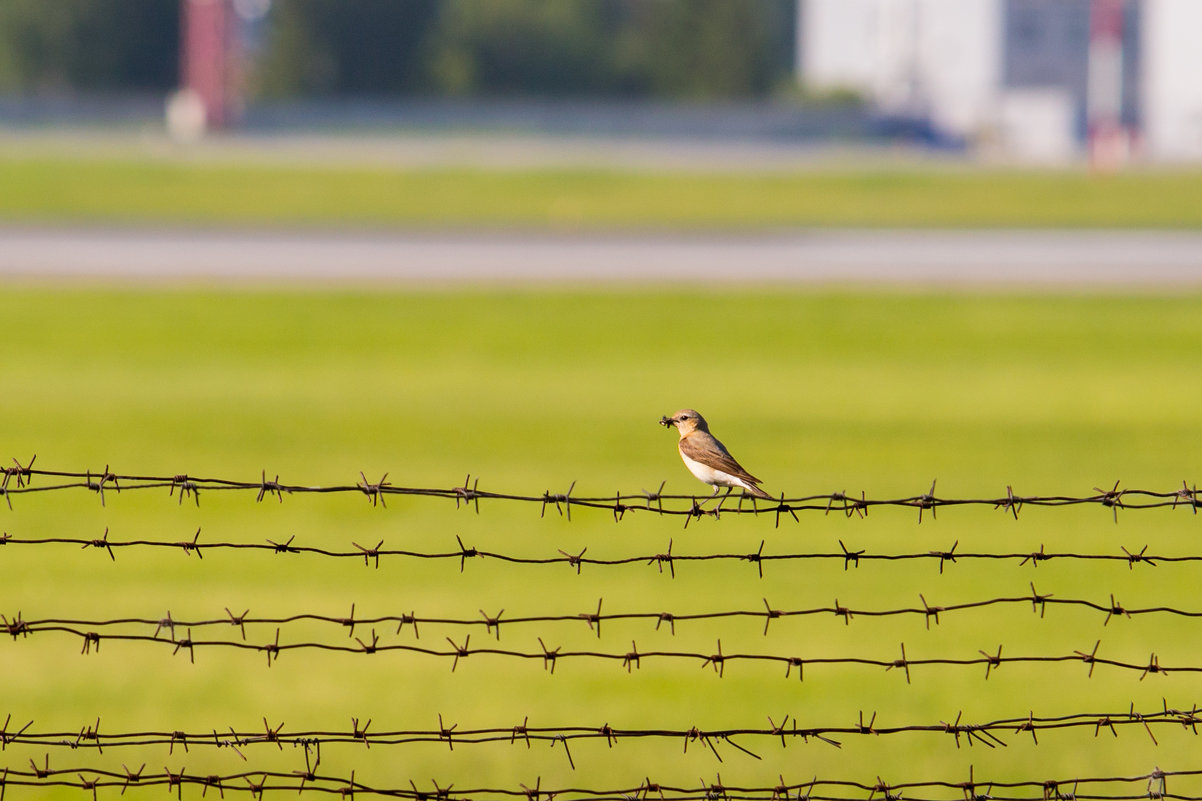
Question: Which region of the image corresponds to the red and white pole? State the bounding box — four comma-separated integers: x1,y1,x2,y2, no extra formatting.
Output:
1087,0,1130,169
170,0,240,136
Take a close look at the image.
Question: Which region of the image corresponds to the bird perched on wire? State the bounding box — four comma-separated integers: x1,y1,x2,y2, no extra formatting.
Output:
660,409,772,503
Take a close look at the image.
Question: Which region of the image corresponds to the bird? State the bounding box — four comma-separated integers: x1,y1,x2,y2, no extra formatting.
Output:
659,409,772,503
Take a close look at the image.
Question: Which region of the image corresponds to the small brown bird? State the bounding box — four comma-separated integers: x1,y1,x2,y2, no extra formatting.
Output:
660,409,772,502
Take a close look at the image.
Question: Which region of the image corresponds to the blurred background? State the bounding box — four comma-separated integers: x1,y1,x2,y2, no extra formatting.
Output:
1,0,1200,166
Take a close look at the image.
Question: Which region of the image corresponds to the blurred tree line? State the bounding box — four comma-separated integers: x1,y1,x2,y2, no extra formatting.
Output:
0,0,179,93
0,0,797,99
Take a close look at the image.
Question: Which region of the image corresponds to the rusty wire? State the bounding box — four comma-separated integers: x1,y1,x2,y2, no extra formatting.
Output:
3,701,1200,755
0,611,1193,680
2,461,1199,525
0,761,1194,800
4,583,1202,649
0,527,1195,574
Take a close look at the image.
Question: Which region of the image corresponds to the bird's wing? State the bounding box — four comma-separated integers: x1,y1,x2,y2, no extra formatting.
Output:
679,433,762,484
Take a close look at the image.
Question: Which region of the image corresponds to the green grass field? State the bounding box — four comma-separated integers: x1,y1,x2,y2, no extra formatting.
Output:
3,287,1201,797
4,154,1202,228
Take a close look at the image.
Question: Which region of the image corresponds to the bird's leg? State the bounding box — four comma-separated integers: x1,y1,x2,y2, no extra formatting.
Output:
697,485,723,509
715,486,734,511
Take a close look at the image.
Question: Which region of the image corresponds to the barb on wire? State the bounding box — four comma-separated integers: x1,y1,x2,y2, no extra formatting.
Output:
4,465,1201,524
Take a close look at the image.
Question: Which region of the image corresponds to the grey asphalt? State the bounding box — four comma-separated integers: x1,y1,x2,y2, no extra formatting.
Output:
2,226,1201,286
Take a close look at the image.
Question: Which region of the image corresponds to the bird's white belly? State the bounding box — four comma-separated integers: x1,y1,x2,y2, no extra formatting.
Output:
680,452,746,489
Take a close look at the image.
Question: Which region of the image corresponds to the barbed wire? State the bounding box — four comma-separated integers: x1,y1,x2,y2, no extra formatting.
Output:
0,760,1193,801
0,611,1192,680
4,584,1202,650
2,460,1199,525
0,527,1192,575
4,701,1200,757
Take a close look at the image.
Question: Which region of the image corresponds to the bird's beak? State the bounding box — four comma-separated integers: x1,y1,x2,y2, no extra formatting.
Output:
659,415,674,427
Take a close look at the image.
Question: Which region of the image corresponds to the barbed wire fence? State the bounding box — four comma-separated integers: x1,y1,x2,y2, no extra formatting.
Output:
3,460,1202,799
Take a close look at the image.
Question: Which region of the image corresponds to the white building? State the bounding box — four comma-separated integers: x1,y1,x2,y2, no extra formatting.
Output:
1141,0,1202,161
799,0,1202,163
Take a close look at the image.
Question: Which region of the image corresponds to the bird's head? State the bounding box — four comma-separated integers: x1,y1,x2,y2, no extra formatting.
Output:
660,409,708,434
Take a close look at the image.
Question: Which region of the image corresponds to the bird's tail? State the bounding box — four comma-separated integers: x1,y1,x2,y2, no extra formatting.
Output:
743,482,773,500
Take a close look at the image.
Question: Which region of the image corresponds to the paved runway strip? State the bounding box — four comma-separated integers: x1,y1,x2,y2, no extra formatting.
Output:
2,227,1200,285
